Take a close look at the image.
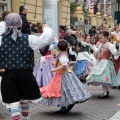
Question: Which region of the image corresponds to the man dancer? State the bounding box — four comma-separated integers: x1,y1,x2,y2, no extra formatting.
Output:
0,13,53,120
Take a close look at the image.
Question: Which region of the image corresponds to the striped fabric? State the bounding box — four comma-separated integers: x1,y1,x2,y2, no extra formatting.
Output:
20,101,29,119
9,107,20,120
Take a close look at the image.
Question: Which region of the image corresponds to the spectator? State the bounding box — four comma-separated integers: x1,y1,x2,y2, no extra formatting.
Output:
31,23,37,33
0,11,11,35
64,30,77,61
64,30,77,47
19,5,31,34
89,26,96,35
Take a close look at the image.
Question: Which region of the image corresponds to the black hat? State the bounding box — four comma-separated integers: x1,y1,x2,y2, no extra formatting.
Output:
19,6,25,13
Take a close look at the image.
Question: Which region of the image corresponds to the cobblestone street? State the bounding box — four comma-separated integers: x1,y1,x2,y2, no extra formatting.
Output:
0,85,120,120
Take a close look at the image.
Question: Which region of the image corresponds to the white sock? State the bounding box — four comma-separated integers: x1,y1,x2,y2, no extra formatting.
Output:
102,85,108,95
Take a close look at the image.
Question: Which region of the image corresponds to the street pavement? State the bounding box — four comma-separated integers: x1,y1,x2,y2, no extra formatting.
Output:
0,85,120,120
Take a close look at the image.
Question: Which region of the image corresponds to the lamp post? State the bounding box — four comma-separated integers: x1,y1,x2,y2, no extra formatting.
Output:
42,0,59,39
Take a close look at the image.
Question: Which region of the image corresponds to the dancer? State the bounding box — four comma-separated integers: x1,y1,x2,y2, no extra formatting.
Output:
87,31,120,99
39,40,91,113
69,42,95,82
33,38,58,87
81,35,92,53
0,13,53,120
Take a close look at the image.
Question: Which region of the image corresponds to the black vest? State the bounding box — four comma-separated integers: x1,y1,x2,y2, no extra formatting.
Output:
0,34,34,69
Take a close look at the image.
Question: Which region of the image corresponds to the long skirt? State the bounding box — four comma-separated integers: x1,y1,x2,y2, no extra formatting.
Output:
87,60,118,87
33,57,55,87
39,71,91,107
73,60,93,77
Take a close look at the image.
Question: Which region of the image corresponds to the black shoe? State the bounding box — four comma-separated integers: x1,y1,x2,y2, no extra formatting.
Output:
118,86,120,89
66,104,75,113
98,92,109,99
55,107,67,114
112,86,117,89
55,110,67,114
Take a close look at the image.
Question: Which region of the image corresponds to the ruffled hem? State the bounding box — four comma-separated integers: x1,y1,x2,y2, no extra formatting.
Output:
40,88,62,98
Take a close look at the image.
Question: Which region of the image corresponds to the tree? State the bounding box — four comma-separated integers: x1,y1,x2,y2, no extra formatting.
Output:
70,2,77,14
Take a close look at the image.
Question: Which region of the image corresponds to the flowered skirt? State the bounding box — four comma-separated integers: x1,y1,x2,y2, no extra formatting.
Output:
86,60,118,87
39,71,91,107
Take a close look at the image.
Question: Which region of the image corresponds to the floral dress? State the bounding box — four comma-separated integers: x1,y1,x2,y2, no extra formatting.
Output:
87,42,119,87
39,52,91,107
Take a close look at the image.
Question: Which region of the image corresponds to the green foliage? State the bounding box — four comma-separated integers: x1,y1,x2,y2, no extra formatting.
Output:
70,2,77,14
82,0,88,13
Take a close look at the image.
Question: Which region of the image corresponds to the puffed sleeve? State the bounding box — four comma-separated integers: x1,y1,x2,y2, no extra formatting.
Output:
108,43,120,56
29,27,53,50
81,41,87,47
92,44,101,53
59,55,69,67
69,47,77,58
49,38,58,50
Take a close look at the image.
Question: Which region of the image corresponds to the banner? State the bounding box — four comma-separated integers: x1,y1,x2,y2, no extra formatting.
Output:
89,0,94,12
104,0,108,14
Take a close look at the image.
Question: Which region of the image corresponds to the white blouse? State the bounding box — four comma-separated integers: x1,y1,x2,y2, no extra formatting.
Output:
0,21,6,35
59,55,69,67
81,41,92,47
92,42,120,56
0,27,53,51
69,47,94,62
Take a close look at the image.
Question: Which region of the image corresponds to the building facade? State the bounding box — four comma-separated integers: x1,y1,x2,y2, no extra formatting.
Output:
0,0,70,27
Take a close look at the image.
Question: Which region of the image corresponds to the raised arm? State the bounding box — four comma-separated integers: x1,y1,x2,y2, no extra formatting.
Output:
108,43,120,56
92,44,101,53
29,26,53,50
69,47,77,58
49,37,58,50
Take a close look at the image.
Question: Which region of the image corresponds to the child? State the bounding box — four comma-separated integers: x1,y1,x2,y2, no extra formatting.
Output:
81,35,92,53
87,31,120,99
69,42,95,82
39,40,91,113
33,38,58,87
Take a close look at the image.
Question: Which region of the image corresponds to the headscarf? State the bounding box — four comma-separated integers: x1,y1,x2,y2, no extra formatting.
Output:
2,13,22,41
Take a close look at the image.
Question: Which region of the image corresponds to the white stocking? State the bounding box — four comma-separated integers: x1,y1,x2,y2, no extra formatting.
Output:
102,85,108,95
117,68,120,86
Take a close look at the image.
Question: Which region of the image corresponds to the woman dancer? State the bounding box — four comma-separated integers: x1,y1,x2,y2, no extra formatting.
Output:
33,38,58,87
87,31,120,99
39,40,91,113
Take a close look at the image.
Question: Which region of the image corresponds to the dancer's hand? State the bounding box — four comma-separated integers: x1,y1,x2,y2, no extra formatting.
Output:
50,69,55,72
52,61,56,66
42,24,49,29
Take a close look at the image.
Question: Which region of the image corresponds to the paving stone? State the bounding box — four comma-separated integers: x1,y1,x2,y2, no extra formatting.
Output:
0,85,120,120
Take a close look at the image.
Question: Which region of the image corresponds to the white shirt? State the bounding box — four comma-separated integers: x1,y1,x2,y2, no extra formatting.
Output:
81,41,92,47
0,21,6,35
0,27,53,50
92,42,120,56
69,47,95,63
59,55,69,67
